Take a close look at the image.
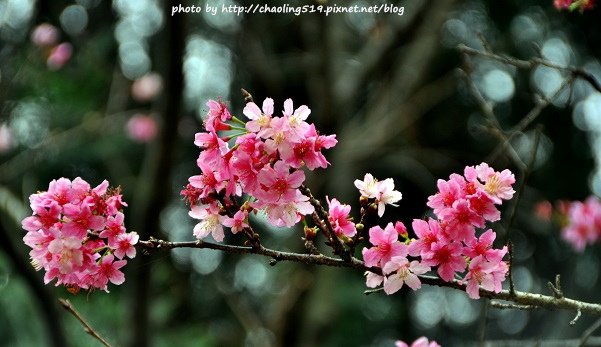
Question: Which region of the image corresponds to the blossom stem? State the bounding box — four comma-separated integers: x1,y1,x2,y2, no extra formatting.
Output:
229,125,248,132
231,116,246,127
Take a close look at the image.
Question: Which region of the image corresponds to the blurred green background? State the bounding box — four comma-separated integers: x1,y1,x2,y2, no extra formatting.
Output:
1,0,601,346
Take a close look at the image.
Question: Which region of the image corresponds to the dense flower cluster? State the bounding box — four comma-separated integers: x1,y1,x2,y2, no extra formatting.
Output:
181,98,337,240
22,178,136,292
395,337,441,347
554,0,595,11
362,163,514,299
559,196,601,251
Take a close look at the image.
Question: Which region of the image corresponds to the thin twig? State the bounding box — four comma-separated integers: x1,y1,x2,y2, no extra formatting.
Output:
58,298,112,347
508,241,515,296
299,185,350,261
459,65,526,170
571,310,582,326
548,274,564,300
503,125,542,243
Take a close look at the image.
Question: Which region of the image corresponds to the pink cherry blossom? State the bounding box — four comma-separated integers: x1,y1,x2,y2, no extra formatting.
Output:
362,223,408,268
204,99,232,132
96,254,127,288
375,178,402,217
408,218,444,258
475,163,515,204
422,240,466,282
354,173,379,199
222,210,249,234
327,197,356,237
365,271,384,288
256,161,305,203
464,229,507,262
257,191,315,227
112,232,139,259
22,178,132,292
62,203,105,239
99,212,126,244
382,256,430,294
244,98,274,136
194,131,230,168
462,255,508,299
467,191,500,222
427,175,464,217
189,203,225,241
439,199,482,241
282,98,311,142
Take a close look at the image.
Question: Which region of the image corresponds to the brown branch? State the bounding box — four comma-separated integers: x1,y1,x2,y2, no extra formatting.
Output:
138,238,601,317
138,238,368,273
59,298,112,347
299,185,350,261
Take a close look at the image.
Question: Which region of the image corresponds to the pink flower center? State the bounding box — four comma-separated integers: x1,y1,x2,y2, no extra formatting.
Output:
274,179,288,194
378,242,391,254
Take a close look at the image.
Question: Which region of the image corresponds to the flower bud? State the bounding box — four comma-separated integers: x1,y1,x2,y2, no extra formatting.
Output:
368,202,378,215
394,221,408,239
359,196,369,207
304,226,318,242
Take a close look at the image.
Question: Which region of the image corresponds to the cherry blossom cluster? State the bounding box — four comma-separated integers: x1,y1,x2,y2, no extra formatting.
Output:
554,0,594,11
362,163,515,299
395,337,441,347
181,98,337,241
22,177,136,293
559,196,601,251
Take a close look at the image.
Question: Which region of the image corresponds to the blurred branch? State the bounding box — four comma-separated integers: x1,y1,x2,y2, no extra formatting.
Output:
333,1,428,105
0,109,143,180
59,298,112,347
580,317,601,346
129,1,185,346
459,45,581,168
138,237,601,317
458,44,601,93
0,188,67,347
334,0,458,163
480,337,601,347
460,65,526,170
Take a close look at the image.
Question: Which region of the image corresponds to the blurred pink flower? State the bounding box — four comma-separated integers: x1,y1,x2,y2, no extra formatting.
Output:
396,337,441,347
31,23,60,48
131,72,163,102
534,200,553,221
47,43,73,70
126,114,158,143
0,123,13,153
